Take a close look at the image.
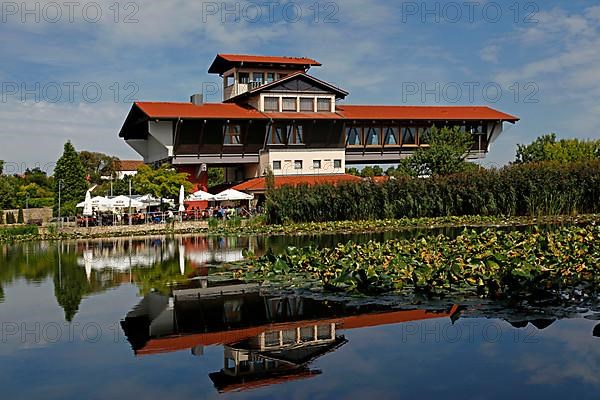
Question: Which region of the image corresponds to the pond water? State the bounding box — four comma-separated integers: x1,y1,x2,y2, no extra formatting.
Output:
1,235,600,399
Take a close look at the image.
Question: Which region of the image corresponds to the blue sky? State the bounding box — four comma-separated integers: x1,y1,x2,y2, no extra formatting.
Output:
1,0,599,173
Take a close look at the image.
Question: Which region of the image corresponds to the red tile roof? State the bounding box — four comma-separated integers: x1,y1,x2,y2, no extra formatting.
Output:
135,102,268,119
217,54,321,65
233,174,361,192
117,160,145,171
209,54,321,74
337,105,519,122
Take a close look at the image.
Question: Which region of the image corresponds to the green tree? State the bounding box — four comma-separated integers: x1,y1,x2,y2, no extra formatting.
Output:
133,164,192,200
407,126,474,176
6,212,15,224
515,134,557,163
346,167,360,176
0,211,4,224
515,134,599,163
208,167,225,188
79,151,120,183
54,142,88,216
17,208,24,224
0,160,4,175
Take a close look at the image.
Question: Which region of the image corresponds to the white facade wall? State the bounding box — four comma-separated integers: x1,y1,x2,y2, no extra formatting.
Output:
260,148,345,176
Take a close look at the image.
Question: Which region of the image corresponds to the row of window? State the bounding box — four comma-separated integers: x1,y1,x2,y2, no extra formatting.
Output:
345,124,489,147
264,96,332,113
225,72,288,87
221,123,489,147
272,159,343,170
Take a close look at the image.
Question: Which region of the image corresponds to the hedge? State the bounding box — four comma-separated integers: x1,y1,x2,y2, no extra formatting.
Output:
266,160,600,223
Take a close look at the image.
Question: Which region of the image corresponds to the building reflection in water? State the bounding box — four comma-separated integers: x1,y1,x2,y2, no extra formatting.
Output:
121,282,459,393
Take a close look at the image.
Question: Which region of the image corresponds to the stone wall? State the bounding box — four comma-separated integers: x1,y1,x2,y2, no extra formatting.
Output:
1,208,53,224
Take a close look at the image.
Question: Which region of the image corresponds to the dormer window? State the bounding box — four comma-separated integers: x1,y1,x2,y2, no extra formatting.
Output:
266,73,275,83
282,97,297,112
264,97,279,112
317,98,331,112
300,98,314,112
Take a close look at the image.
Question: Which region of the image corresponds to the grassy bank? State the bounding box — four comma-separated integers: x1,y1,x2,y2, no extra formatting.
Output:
1,214,600,244
227,223,600,298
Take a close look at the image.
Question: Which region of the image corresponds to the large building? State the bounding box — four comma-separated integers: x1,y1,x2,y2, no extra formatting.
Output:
119,54,519,191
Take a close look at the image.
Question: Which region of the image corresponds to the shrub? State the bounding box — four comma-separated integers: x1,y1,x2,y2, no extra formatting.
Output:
17,208,24,224
266,160,600,223
6,212,16,224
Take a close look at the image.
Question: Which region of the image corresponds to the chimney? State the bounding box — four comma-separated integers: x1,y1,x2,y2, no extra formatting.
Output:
190,94,204,105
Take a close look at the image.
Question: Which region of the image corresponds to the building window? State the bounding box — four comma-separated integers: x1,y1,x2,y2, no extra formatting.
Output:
365,126,381,145
420,127,432,145
401,127,417,145
346,126,362,146
266,73,275,83
273,161,281,170
317,98,331,112
267,125,285,144
223,123,242,145
282,97,297,112
287,124,304,144
383,126,399,146
313,160,321,169
294,160,303,170
300,97,314,112
239,72,249,84
225,75,234,87
334,159,342,168
264,97,279,112
252,72,264,84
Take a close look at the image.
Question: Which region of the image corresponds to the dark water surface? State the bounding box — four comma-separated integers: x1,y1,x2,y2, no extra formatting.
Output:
1,235,600,400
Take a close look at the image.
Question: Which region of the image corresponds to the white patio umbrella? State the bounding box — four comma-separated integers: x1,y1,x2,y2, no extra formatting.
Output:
214,189,254,201
109,195,144,209
83,190,93,216
187,189,215,201
178,185,186,212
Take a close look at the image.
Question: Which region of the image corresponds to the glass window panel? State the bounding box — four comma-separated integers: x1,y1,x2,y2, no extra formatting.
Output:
402,127,416,145
294,160,303,169
366,127,381,145
384,127,399,145
273,161,281,170
223,124,241,145
300,326,314,342
334,159,342,168
346,126,362,146
300,98,314,112
264,332,279,347
317,98,331,112
421,127,432,144
239,73,249,84
267,125,285,144
266,73,275,83
282,97,297,112
252,72,264,84
313,160,321,169
282,330,296,345
317,324,332,340
264,97,279,112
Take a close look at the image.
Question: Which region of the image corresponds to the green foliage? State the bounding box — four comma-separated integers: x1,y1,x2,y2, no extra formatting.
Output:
266,160,600,223
79,151,120,183
0,160,3,175
5,212,15,224
516,133,600,164
0,211,3,224
17,209,24,223
133,164,192,200
407,126,474,176
231,224,600,296
54,142,88,216
0,225,38,237
208,167,225,188
345,167,360,176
